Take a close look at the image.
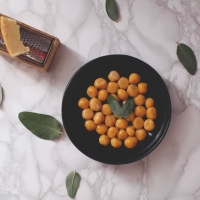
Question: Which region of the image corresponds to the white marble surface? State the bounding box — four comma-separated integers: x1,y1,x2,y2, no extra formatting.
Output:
0,0,200,199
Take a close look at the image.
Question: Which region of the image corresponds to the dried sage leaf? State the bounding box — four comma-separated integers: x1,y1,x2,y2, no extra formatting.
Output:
108,95,134,118
66,171,81,198
177,43,197,75
18,111,62,140
106,0,119,22
0,86,2,104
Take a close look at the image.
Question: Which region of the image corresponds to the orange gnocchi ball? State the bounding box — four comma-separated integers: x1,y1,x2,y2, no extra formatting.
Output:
108,70,120,81
133,94,145,106
118,89,128,100
99,135,110,146
111,137,122,148
93,112,105,125
87,86,98,98
107,82,119,93
132,117,144,129
105,115,116,127
85,120,96,131
134,106,146,117
146,107,157,119
129,73,141,84
118,77,129,89
126,126,135,136
98,89,109,101
82,108,94,120
144,119,155,131
127,84,138,97
115,118,128,129
117,130,128,140
124,136,138,149
96,124,108,135
94,78,107,89
145,98,154,108
101,104,112,115
78,97,90,109
107,127,119,138
138,82,148,94
89,98,102,111
135,129,147,141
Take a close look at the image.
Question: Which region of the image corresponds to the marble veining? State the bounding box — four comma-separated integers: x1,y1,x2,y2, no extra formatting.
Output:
0,0,200,199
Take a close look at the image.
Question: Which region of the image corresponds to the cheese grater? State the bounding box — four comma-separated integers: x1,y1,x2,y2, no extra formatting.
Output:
0,13,60,71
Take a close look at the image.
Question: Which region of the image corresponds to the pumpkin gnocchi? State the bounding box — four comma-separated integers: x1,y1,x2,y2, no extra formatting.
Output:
78,70,157,149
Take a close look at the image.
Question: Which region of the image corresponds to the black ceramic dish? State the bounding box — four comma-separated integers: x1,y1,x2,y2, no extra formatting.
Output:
62,55,171,165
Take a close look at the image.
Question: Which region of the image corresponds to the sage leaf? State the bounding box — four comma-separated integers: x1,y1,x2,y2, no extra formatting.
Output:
18,111,62,140
0,86,2,104
119,98,134,118
108,95,134,118
106,0,119,22
66,171,81,198
177,43,197,75
108,94,121,116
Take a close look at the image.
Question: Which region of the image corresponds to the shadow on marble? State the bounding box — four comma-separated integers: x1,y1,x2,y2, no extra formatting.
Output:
50,43,86,76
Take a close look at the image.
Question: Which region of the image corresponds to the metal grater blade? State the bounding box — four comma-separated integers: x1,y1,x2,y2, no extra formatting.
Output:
0,24,54,67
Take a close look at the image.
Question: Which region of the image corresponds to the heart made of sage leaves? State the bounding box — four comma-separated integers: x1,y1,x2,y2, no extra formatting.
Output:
108,94,134,118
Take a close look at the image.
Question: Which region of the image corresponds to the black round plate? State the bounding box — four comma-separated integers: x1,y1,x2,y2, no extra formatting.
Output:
62,55,171,165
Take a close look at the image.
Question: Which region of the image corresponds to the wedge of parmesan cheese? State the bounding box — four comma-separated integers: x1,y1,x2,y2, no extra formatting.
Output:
1,16,30,57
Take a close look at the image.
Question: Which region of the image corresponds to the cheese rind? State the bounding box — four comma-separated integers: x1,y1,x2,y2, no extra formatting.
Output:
1,16,30,57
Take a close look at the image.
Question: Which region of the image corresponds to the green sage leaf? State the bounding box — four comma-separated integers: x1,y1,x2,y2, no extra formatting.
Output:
66,171,81,198
106,0,119,22
177,43,197,75
119,98,134,118
108,95,134,118
107,94,121,116
18,111,62,140
0,86,2,104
